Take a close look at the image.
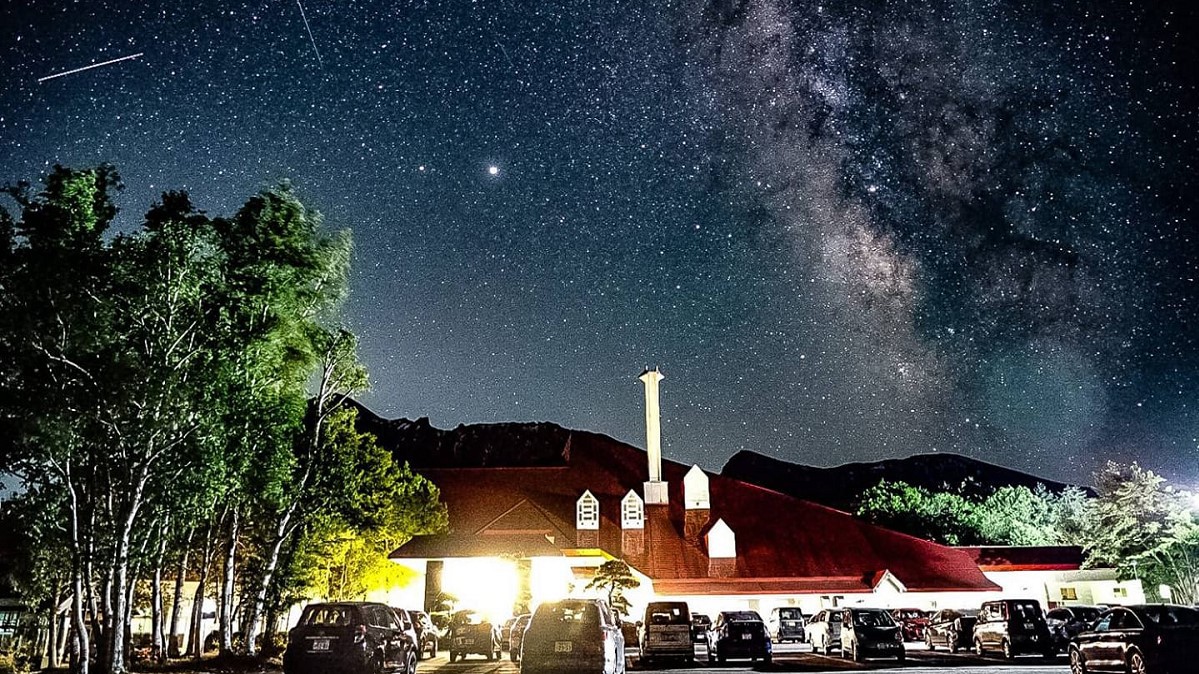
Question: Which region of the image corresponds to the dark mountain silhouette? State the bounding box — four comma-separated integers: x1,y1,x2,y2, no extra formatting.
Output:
720,450,1092,513
349,400,1090,512
349,399,571,468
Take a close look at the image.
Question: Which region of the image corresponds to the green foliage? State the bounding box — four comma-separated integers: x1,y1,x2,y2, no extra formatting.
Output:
855,480,985,545
585,560,640,618
1083,461,1199,603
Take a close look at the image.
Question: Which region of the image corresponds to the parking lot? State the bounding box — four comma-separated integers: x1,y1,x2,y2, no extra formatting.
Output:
413,641,1070,672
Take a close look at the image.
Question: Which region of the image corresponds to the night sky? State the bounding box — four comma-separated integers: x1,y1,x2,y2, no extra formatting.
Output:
2,1,1196,486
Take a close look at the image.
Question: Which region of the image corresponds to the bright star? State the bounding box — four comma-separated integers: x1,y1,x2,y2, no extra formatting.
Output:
488,165,499,176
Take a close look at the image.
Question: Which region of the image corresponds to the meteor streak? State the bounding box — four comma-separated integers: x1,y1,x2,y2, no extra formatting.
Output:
37,52,144,83
295,0,323,68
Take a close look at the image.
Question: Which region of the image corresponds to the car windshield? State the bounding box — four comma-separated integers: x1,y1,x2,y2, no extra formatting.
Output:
1075,608,1103,622
647,604,689,625
302,605,354,627
725,611,762,622
1137,606,1199,626
853,611,896,627
1009,602,1042,620
534,602,599,627
894,610,923,619
693,614,711,626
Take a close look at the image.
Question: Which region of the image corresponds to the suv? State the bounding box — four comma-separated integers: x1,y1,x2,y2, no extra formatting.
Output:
690,613,711,643
1046,605,1103,652
840,608,904,662
283,602,417,674
707,611,771,665
768,607,806,643
805,609,843,654
447,610,501,662
973,599,1053,658
638,601,693,664
399,608,437,660
520,598,626,674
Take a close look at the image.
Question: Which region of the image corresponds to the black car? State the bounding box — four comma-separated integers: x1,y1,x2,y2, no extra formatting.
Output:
447,610,502,662
973,599,1054,658
706,611,772,665
925,608,978,652
397,608,438,660
840,608,904,662
690,613,712,644
283,602,417,674
1068,604,1199,674
1047,605,1104,652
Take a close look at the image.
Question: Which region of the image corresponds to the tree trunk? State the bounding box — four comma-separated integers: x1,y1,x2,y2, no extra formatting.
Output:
72,568,91,674
167,529,193,659
219,506,239,654
151,517,169,663
189,515,220,658
46,581,61,669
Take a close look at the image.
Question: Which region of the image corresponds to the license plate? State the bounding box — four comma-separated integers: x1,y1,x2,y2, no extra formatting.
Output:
741,633,752,640
312,638,330,651
463,638,474,645
555,641,573,653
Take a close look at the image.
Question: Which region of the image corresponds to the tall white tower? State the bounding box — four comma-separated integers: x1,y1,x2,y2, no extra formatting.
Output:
639,367,669,505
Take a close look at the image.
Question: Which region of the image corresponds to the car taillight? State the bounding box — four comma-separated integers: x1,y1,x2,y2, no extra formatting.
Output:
354,624,367,643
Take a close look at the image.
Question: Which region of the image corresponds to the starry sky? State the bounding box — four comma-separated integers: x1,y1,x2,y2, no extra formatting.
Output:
1,0,1196,486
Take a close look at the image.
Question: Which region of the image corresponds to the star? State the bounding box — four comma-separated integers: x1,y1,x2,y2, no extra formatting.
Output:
488,165,499,176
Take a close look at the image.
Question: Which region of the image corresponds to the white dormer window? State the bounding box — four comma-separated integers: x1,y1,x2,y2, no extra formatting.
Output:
621,490,644,530
706,518,736,558
576,490,599,530
683,465,710,509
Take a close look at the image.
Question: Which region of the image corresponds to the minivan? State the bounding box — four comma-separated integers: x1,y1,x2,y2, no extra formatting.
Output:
520,598,626,674
638,601,693,664
805,609,843,654
768,607,806,643
973,599,1054,658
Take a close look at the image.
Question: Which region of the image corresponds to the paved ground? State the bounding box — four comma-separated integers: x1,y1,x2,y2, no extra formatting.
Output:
413,642,1070,673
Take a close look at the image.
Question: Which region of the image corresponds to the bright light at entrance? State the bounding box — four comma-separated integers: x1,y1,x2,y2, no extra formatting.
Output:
442,558,518,621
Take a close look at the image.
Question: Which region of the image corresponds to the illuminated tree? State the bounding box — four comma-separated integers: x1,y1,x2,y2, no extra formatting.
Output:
585,560,640,618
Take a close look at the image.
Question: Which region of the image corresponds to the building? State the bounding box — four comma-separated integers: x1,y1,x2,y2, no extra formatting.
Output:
388,369,1054,619
957,546,1144,608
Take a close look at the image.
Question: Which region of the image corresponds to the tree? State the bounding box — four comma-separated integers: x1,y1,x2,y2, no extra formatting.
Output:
585,560,640,618
1084,461,1199,603
855,480,986,545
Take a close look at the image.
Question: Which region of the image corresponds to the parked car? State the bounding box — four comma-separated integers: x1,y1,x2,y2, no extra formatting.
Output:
447,610,501,663
638,601,693,664
394,608,436,661
520,598,626,674
925,608,978,652
283,602,418,674
706,610,771,665
840,607,904,662
805,608,844,654
768,606,806,643
973,599,1054,658
500,615,518,648
891,607,930,641
1068,604,1199,674
690,613,711,644
1047,605,1104,652
508,613,531,662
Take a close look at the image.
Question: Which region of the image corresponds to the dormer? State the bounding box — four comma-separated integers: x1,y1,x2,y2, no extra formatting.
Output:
576,490,599,530
706,518,736,558
683,465,710,509
621,490,645,530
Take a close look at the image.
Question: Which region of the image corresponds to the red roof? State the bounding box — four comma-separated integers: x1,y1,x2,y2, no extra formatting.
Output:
392,431,999,595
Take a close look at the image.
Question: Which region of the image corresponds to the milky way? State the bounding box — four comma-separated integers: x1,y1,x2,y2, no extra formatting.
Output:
0,0,1194,484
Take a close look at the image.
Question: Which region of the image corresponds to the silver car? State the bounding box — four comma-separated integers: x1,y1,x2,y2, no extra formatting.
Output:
805,609,843,654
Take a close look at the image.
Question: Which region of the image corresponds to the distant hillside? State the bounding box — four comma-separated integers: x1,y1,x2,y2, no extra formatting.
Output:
720,450,1091,513
349,400,571,468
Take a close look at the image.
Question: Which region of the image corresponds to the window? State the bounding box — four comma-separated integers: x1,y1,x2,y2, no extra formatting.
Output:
1113,587,1128,597
621,490,644,529
1060,587,1078,601
576,490,599,530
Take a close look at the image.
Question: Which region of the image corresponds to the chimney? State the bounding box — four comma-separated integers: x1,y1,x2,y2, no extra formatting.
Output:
639,367,669,505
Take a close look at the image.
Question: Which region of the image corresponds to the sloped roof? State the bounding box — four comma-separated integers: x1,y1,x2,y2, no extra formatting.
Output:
392,430,999,595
